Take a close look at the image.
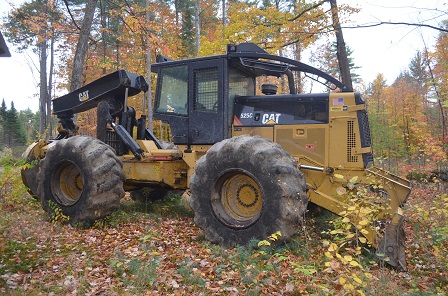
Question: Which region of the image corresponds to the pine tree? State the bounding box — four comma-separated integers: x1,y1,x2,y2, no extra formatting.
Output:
19,108,39,143
4,102,27,147
179,0,196,57
0,99,6,148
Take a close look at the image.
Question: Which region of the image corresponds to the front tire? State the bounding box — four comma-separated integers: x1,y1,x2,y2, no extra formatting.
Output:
37,136,125,223
189,135,308,248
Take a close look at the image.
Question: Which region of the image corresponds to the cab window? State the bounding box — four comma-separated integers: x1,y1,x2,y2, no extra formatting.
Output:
193,67,219,112
155,65,188,115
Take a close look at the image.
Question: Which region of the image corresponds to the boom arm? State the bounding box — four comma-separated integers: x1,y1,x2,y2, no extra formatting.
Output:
52,70,148,118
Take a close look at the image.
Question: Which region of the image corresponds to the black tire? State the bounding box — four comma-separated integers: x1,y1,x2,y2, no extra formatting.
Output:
21,142,40,199
189,135,308,248
37,136,125,223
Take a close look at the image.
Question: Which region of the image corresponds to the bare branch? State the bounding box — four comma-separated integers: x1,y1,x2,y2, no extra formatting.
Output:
62,0,81,31
342,21,448,33
289,0,328,22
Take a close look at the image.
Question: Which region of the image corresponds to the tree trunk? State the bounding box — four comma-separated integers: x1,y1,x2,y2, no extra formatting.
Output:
47,35,55,139
100,0,107,75
146,0,153,132
195,0,200,56
70,0,99,92
294,43,302,93
222,0,226,27
330,0,353,91
38,37,47,136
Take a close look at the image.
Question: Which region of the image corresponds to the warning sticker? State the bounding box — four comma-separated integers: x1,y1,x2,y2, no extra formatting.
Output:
331,106,343,112
305,144,315,150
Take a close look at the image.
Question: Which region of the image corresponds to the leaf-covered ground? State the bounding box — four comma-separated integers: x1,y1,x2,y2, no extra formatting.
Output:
0,169,447,295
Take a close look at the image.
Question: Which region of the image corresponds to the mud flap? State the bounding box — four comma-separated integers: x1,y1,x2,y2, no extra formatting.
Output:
376,211,407,271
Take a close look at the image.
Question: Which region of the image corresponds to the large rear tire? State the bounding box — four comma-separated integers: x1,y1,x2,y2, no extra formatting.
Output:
189,135,308,248
37,136,125,223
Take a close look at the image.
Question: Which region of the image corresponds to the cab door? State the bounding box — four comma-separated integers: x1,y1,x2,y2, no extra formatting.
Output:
188,59,225,144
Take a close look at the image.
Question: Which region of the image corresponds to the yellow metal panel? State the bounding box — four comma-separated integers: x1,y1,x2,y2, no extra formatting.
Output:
122,160,188,189
275,124,328,167
136,140,158,152
328,92,365,169
232,126,273,140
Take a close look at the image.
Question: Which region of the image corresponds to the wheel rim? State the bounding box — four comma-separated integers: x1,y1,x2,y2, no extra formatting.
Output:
51,161,83,206
212,171,263,229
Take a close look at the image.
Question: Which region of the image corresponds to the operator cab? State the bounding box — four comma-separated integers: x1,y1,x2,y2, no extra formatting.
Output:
152,43,350,146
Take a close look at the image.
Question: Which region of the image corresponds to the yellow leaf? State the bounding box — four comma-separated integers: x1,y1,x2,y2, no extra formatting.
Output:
353,276,363,284
360,229,369,235
334,174,345,179
344,255,353,262
336,253,342,259
339,277,346,285
325,252,334,259
342,217,351,223
328,243,338,252
358,220,369,226
349,261,360,267
349,176,358,183
346,233,355,239
325,262,331,267
359,237,367,244
258,240,271,247
364,272,373,279
359,208,372,215
357,290,366,296
347,206,356,211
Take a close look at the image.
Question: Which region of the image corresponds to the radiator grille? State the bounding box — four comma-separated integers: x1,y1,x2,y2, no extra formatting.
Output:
347,121,358,162
358,110,374,166
359,110,372,147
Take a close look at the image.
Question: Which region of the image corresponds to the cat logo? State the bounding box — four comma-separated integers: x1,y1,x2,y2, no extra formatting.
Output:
262,113,281,124
78,90,89,102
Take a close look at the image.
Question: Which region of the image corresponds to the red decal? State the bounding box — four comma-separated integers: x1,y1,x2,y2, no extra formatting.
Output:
305,144,314,150
233,115,242,126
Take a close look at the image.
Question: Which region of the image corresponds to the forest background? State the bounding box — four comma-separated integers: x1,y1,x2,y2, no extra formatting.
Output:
0,1,447,295
1,0,447,177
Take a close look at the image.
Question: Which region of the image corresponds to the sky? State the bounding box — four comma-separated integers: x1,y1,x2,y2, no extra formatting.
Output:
338,0,446,86
0,0,447,112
